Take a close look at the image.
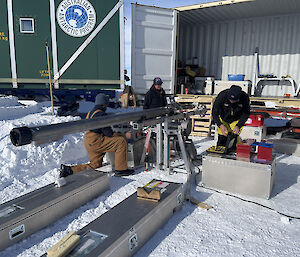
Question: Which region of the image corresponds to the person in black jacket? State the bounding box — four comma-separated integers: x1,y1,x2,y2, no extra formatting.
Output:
143,77,167,109
60,93,134,177
212,85,250,147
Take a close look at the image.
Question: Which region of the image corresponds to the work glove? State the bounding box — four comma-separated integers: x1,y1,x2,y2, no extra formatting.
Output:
233,126,240,135
219,124,228,136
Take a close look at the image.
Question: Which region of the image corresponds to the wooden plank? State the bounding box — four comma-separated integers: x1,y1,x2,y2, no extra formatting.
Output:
191,131,211,137
176,95,215,103
47,231,80,257
177,95,300,108
250,97,300,108
189,197,213,210
177,99,213,104
194,121,211,127
192,117,211,121
193,126,211,132
190,114,212,119
176,94,215,101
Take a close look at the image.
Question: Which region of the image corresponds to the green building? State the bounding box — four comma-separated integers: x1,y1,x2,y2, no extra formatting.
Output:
0,0,124,100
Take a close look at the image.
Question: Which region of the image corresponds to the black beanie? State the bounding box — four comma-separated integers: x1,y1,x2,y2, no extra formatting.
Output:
227,85,242,101
95,93,109,106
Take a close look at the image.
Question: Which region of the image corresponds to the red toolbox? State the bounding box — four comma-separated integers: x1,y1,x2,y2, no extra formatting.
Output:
245,114,264,127
236,143,251,160
257,143,273,161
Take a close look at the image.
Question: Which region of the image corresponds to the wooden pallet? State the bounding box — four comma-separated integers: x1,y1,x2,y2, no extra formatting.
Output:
176,95,215,137
177,94,300,137
250,97,300,108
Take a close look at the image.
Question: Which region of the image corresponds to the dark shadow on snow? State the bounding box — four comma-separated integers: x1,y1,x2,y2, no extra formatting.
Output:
134,202,197,257
271,162,300,198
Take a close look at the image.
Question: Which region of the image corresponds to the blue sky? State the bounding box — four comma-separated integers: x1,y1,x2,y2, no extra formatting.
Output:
123,0,213,79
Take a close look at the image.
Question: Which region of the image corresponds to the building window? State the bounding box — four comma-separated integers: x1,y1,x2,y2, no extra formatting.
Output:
20,18,35,33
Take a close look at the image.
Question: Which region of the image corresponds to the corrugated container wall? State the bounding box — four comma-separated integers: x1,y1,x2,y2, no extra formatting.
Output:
178,12,300,96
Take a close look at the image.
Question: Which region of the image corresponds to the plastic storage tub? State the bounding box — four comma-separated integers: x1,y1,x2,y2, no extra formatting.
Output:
228,74,245,81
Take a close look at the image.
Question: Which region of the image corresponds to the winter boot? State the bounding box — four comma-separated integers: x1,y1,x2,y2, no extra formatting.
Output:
217,135,227,147
114,169,135,177
59,164,73,178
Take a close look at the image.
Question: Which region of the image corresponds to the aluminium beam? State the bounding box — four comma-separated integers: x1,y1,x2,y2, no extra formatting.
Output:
44,180,184,257
0,171,109,251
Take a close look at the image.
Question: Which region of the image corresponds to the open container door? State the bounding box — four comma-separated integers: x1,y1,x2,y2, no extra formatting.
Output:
131,4,178,95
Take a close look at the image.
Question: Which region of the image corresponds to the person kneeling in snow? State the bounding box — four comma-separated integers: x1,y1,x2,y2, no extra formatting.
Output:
60,93,134,177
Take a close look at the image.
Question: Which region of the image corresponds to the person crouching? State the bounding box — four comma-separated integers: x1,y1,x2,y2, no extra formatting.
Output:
60,93,134,177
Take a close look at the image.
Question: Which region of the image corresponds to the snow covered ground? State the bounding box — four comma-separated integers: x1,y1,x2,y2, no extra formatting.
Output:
0,96,299,257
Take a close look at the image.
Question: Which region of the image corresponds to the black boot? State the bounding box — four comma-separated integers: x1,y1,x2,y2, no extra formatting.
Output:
217,135,227,147
59,164,73,178
226,133,238,153
115,169,135,177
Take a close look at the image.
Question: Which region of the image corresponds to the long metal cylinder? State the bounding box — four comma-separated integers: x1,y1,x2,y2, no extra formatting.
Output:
10,107,173,146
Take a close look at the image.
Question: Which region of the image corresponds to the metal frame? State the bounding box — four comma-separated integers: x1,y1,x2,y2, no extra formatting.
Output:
171,9,178,94
175,0,254,11
19,18,35,33
49,0,59,89
161,119,193,199
119,1,125,90
139,127,152,165
254,77,298,97
131,3,136,89
156,123,163,170
136,118,194,200
7,0,17,88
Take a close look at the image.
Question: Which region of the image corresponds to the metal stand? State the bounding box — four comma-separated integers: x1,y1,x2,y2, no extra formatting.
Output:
138,119,193,200
139,127,152,166
156,123,163,169
162,119,193,199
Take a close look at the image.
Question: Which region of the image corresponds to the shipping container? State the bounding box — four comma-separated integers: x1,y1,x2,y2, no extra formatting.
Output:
131,0,300,97
0,0,125,101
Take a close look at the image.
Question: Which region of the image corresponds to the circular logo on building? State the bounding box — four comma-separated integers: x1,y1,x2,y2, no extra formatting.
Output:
57,0,96,37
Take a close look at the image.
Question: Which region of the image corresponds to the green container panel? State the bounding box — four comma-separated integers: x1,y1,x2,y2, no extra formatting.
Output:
1,0,120,90
0,1,12,79
14,0,52,80
55,0,120,81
